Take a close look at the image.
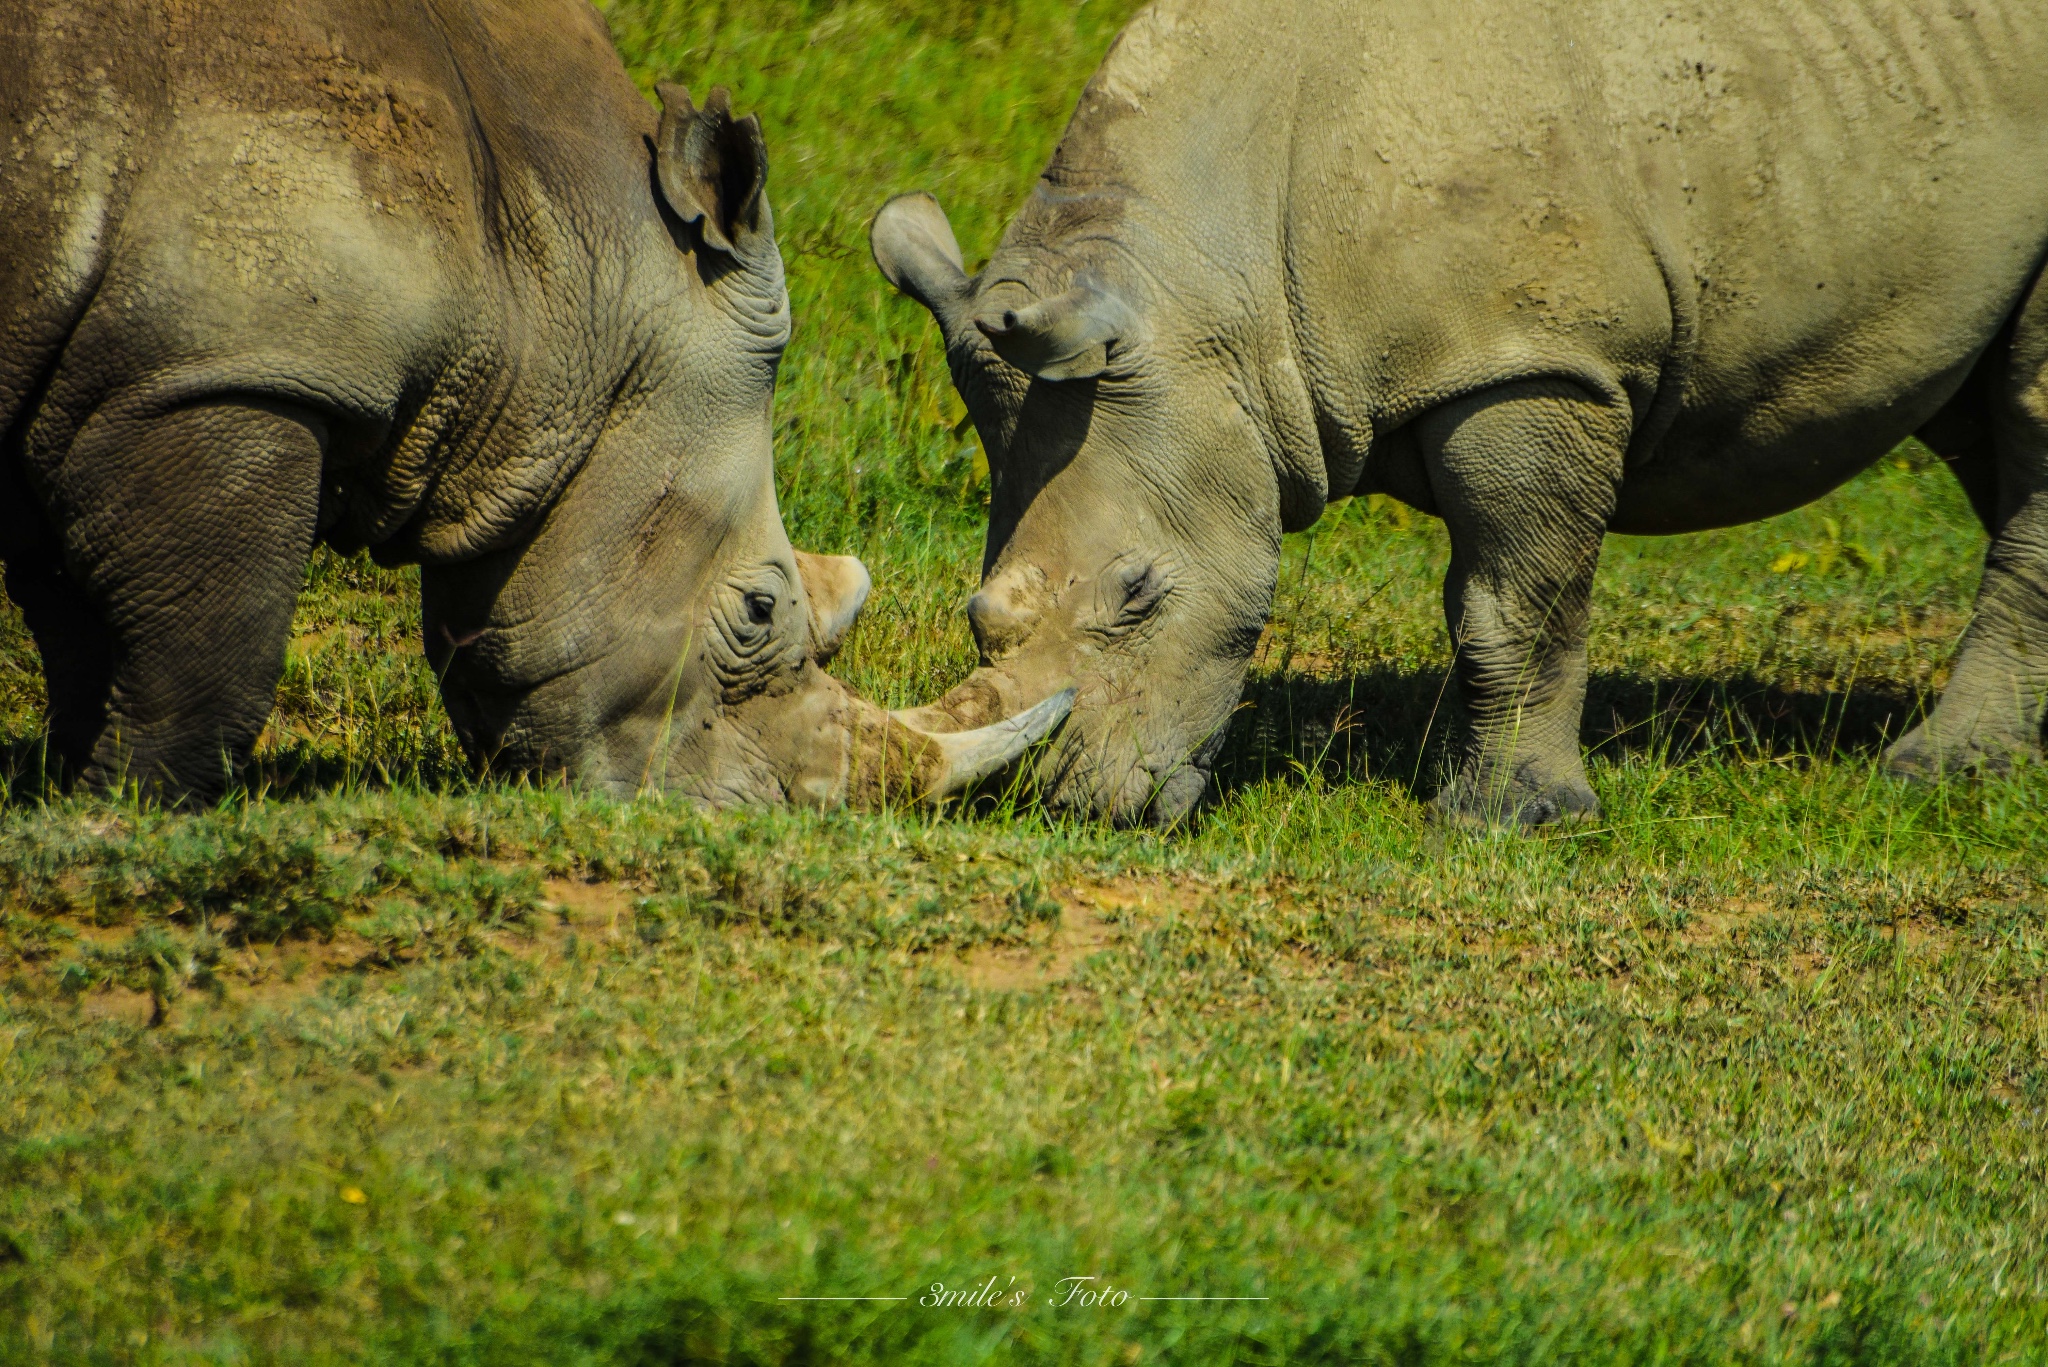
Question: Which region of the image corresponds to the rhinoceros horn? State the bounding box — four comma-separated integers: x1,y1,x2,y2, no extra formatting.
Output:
823,682,1075,807
908,688,1076,796
973,281,1132,382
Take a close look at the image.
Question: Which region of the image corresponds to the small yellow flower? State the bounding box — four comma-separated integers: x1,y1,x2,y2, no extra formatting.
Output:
340,1186,368,1205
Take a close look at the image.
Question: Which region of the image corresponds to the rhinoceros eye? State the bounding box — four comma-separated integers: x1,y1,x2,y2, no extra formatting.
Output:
1118,562,1167,619
744,592,778,626
1088,560,1169,643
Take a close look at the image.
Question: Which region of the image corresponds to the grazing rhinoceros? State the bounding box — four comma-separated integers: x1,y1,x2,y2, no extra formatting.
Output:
872,0,2048,826
0,0,1067,803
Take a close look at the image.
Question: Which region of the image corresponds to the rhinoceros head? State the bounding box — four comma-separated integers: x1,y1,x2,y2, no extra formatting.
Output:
422,95,1069,806
871,191,1292,825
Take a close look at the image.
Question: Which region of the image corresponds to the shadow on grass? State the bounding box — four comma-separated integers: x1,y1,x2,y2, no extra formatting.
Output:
0,672,1931,816
1214,666,1930,802
0,734,465,809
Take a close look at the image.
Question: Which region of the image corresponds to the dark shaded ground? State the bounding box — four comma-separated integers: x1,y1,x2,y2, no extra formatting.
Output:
0,732,470,809
1217,667,1931,802
0,666,1934,816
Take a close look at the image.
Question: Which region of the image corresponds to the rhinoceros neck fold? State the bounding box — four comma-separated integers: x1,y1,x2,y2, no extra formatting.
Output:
353,269,676,570
335,0,699,564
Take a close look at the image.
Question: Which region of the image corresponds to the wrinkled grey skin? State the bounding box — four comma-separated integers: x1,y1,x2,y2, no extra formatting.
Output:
875,0,2048,826
0,0,1064,803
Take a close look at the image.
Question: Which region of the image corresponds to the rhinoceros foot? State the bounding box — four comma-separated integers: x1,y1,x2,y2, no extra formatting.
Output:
1431,762,1600,831
1883,725,2040,784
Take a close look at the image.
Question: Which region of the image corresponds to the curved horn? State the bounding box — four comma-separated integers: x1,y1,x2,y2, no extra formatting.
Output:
889,666,1013,735
916,687,1076,799
835,685,1074,808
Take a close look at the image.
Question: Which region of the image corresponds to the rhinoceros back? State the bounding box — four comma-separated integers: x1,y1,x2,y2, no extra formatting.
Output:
0,0,657,554
1262,0,2048,528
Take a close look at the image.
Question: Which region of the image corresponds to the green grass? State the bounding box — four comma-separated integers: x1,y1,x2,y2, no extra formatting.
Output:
2,1,2046,1362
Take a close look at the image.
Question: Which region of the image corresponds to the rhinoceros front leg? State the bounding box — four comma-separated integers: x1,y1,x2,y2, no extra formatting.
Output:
1417,380,1629,827
1887,354,2048,778
48,399,324,802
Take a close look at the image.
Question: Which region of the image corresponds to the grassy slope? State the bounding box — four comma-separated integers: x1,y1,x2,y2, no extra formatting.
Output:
2,1,2046,1362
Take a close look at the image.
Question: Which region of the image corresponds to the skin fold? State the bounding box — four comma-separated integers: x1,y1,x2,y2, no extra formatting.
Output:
0,0,1066,804
873,0,2048,826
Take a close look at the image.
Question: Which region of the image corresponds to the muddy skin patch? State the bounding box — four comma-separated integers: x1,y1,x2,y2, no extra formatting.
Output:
843,708,951,806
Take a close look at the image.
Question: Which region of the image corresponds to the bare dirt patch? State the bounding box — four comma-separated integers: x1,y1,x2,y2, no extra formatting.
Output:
944,878,1199,991
79,987,157,1026
542,877,638,933
953,901,1120,991
7,873,651,1022
1677,900,1768,947
222,934,379,1009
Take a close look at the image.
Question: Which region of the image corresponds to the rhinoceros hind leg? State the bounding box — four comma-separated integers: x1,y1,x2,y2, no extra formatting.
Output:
52,400,323,803
1887,537,2048,781
1,553,116,782
1887,291,2048,782
1418,379,1629,828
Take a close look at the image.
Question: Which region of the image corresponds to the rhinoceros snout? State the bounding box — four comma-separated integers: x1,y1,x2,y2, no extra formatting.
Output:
1039,747,1210,828
1145,764,1209,827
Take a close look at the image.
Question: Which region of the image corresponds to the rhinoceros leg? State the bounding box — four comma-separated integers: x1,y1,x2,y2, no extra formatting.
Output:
1418,379,1629,827
50,400,323,802
2,553,115,780
1887,294,2048,780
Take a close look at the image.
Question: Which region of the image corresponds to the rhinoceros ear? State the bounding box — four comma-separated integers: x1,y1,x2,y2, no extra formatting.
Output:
973,280,1131,382
655,84,772,258
871,193,971,326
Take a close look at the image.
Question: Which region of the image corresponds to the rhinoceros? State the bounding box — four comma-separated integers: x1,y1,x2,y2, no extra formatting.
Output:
0,0,1068,803
872,0,2048,825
